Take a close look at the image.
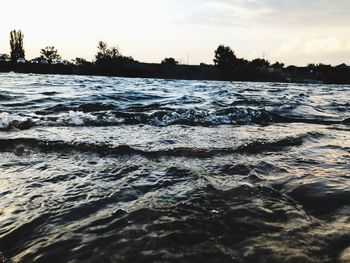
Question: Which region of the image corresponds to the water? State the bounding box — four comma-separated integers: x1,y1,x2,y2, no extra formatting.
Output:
0,73,350,263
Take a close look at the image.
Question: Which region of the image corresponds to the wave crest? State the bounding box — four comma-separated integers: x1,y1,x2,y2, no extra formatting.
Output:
0,132,322,157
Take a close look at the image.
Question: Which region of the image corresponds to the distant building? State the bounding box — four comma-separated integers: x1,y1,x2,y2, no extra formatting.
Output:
30,58,40,64
16,58,26,64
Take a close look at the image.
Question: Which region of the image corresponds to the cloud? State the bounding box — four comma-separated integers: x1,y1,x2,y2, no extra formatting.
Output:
272,37,349,56
303,37,343,55
1,0,349,65
273,38,302,56
187,0,350,27
268,36,350,65
170,0,350,65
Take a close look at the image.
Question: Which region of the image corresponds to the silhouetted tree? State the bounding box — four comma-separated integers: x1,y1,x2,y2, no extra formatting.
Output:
40,46,61,63
95,41,120,64
307,63,332,73
250,58,270,68
72,57,90,65
213,45,237,73
94,41,135,64
271,62,285,69
316,63,332,71
0,54,10,61
10,30,25,62
236,58,249,68
119,56,135,63
161,57,178,65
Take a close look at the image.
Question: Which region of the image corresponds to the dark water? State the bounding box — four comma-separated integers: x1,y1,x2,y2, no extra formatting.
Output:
1,73,350,263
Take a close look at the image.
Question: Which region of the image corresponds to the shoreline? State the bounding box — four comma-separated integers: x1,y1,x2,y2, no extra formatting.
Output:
1,62,349,85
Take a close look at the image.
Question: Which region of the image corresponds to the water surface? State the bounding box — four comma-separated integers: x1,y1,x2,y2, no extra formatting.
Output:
0,73,350,263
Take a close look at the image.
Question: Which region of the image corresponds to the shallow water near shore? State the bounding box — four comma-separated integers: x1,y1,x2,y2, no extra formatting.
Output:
0,73,350,263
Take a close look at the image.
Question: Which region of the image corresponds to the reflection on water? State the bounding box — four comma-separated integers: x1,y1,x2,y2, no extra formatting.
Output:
0,73,350,262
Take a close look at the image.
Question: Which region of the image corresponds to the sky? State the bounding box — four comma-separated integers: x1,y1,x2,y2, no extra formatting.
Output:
0,0,349,66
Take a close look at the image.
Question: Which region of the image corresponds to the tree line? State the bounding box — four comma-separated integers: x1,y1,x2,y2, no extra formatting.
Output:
213,45,285,73
1,30,160,65
0,29,344,77
0,30,134,65
0,30,285,68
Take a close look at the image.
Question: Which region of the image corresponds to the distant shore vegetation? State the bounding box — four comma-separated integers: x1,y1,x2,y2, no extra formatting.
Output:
1,30,349,84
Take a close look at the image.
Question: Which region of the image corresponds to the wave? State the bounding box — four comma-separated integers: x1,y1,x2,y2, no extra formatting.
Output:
0,111,123,130
1,107,349,130
0,132,322,157
0,93,15,101
0,112,36,130
43,103,118,114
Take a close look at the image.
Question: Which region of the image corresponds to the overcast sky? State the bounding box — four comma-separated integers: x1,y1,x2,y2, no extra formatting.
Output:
0,0,349,65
